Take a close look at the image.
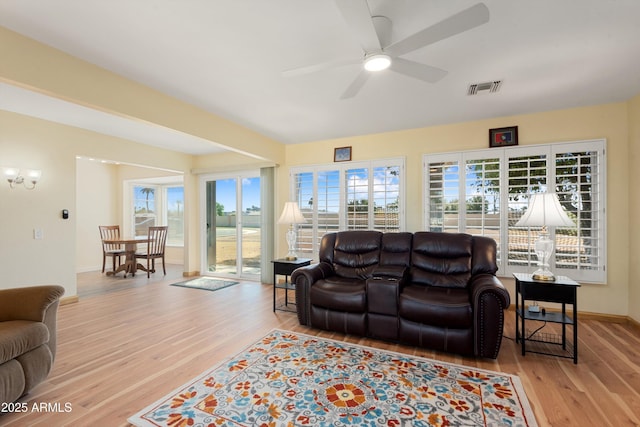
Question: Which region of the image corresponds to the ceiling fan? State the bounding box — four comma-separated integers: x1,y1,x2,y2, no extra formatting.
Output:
283,1,490,99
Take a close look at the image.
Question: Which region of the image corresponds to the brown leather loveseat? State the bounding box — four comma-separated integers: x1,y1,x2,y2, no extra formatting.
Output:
0,285,65,403
292,231,510,358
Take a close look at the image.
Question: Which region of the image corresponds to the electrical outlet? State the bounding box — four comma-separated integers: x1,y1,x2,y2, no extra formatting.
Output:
33,228,43,240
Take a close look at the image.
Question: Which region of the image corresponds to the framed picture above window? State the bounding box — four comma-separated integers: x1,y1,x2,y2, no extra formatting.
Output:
334,146,352,162
489,126,518,148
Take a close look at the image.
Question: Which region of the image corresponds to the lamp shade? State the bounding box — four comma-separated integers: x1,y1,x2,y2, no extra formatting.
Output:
1,167,19,180
24,169,42,183
515,193,574,227
277,202,306,225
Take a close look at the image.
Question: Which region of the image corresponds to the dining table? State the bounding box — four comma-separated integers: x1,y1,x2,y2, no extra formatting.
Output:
103,236,150,277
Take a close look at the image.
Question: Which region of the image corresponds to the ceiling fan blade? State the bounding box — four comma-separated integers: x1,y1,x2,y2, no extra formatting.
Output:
334,0,382,52
385,3,490,57
282,57,361,78
389,57,448,83
340,70,370,99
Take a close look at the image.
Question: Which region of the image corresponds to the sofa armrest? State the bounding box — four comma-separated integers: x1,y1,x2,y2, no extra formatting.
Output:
0,285,65,361
469,274,510,308
292,261,334,325
468,275,510,358
0,285,65,323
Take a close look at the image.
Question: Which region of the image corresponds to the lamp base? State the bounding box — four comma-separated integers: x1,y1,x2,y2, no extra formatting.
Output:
532,229,555,281
284,255,297,261
532,269,555,281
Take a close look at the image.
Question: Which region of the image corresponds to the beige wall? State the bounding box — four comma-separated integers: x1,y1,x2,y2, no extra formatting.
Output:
281,102,631,317
0,110,193,297
76,158,120,272
1,112,77,295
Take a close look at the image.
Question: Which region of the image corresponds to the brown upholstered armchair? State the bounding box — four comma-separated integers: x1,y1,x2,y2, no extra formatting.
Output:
0,285,65,403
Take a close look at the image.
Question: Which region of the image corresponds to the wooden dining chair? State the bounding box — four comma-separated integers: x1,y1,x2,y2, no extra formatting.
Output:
99,225,125,273
135,226,168,278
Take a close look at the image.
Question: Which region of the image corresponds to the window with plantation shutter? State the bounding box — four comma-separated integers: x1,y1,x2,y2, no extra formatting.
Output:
292,171,316,255
372,165,401,231
464,156,501,258
425,153,503,259
424,139,606,283
425,156,460,232
552,144,604,279
290,158,405,258
346,167,369,230
506,152,548,270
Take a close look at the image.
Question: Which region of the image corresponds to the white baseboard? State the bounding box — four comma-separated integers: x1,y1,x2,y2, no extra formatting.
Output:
76,265,103,273
77,261,184,274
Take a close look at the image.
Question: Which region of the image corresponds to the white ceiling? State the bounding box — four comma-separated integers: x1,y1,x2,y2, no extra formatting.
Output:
1,0,640,155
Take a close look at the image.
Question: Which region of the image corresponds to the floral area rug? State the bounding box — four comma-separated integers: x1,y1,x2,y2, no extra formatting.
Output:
170,277,239,292
129,329,537,426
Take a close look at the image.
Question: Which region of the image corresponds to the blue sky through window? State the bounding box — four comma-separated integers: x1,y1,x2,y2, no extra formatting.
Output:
295,167,401,213
215,177,260,213
167,187,183,211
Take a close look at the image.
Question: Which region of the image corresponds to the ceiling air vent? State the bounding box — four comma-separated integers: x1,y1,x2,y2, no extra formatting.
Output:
467,80,502,95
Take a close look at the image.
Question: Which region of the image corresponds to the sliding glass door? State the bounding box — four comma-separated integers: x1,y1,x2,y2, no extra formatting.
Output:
201,172,261,279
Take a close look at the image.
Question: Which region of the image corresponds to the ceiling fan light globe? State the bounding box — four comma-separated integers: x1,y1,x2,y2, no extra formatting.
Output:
364,54,391,72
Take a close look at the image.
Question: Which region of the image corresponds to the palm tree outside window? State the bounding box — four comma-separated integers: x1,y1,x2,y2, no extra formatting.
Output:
134,186,156,236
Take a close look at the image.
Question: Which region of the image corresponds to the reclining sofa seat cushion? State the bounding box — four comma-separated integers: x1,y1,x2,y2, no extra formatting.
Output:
307,231,383,335
400,286,472,328
331,231,382,279
309,231,382,313
400,232,474,328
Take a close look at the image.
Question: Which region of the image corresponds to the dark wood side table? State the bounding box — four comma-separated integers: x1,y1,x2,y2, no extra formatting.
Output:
272,258,311,312
514,273,581,364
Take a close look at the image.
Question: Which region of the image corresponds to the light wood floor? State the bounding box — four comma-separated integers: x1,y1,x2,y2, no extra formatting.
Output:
2,265,639,426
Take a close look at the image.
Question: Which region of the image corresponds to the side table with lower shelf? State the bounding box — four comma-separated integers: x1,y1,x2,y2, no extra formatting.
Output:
272,258,311,312
514,273,580,364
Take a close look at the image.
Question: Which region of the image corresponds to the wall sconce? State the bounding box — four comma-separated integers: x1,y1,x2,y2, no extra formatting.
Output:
2,167,42,190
